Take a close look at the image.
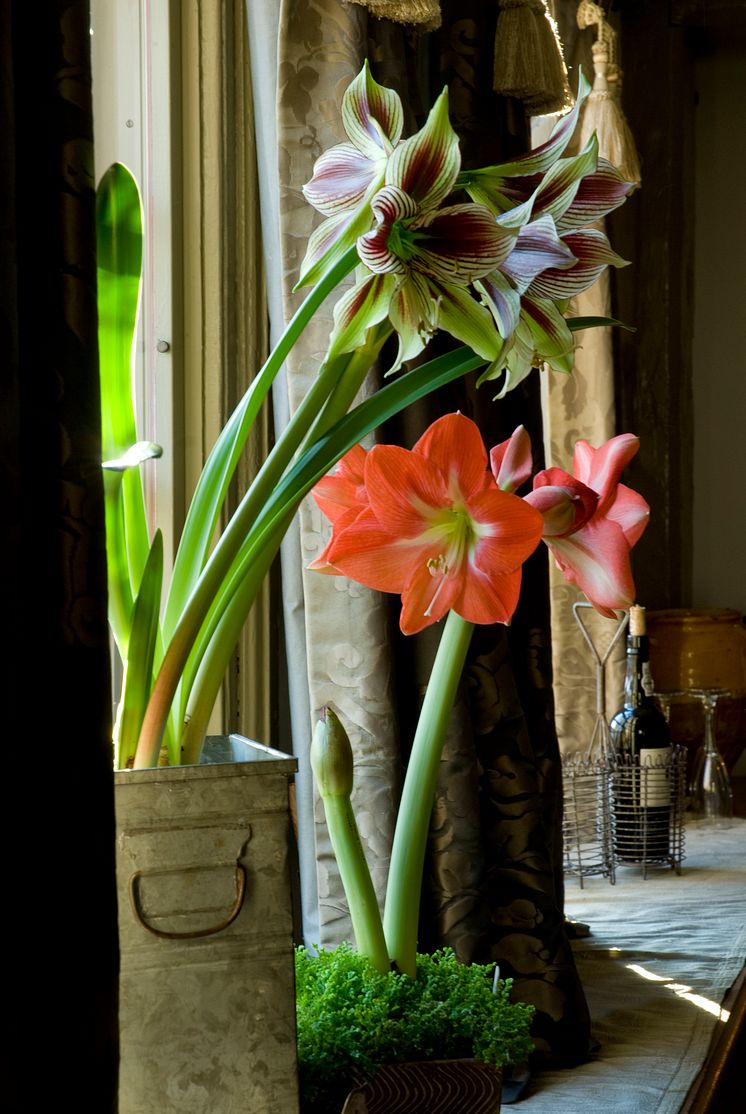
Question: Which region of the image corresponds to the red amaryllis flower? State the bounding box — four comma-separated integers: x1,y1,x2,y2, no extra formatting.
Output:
310,413,544,635
525,433,649,617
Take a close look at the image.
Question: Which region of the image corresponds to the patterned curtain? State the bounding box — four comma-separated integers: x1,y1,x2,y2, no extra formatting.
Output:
1,1,119,1107
253,0,592,1062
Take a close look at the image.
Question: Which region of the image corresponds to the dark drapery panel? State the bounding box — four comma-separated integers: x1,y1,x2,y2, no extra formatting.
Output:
1,1,119,1107
375,1,591,1063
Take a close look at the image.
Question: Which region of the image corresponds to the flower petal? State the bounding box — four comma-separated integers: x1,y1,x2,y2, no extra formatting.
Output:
500,214,576,293
525,473,598,537
412,412,491,498
432,279,504,362
323,508,429,593
477,269,522,339
297,203,375,288
342,60,404,161
408,204,517,284
399,561,461,634
312,443,369,522
387,271,436,372
363,444,451,537
303,142,383,216
357,185,418,274
545,518,637,617
326,271,397,359
387,89,460,210
572,433,640,507
455,565,522,628
531,135,599,225
491,70,592,177
528,228,628,300
522,296,576,372
557,158,635,231
607,483,650,546
490,426,533,493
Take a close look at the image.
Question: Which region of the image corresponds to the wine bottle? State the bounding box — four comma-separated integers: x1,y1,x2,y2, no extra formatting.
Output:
610,605,673,861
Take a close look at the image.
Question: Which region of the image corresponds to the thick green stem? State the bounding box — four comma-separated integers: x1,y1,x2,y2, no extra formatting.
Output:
311,710,389,973
383,611,475,977
323,793,390,974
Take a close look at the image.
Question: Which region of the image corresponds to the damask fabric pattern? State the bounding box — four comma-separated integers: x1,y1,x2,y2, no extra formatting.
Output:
274,0,591,1062
276,0,401,948
539,14,629,755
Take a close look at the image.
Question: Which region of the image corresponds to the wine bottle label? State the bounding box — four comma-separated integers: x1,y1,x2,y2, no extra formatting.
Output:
641,662,655,697
639,747,672,807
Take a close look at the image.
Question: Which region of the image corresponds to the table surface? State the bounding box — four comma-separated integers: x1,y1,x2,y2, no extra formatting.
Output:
518,817,746,1113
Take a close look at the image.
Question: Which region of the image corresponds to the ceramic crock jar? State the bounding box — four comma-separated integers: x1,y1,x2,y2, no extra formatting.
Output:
646,608,746,778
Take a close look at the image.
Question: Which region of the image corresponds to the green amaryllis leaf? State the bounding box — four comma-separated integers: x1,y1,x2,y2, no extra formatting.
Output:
566,315,636,333
102,471,134,660
163,245,360,643
96,162,151,599
97,163,142,460
115,530,164,769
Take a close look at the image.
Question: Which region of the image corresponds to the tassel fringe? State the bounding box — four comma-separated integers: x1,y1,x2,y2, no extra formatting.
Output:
574,1,641,185
343,0,442,30
493,0,573,116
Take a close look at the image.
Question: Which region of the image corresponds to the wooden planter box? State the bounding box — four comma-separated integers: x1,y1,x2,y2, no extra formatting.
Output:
115,735,299,1114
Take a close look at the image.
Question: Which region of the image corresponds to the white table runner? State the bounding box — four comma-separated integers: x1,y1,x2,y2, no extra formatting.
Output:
519,819,746,1112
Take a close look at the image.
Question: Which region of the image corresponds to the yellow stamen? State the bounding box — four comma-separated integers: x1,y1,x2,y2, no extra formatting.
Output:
424,554,450,616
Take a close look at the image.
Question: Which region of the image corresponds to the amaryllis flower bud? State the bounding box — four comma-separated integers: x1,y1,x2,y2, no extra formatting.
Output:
310,708,354,798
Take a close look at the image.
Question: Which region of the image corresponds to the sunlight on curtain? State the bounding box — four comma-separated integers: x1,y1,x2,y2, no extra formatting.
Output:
540,1,640,756
181,0,272,744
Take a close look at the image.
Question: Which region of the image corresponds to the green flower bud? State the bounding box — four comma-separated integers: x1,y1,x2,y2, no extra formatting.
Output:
310,707,354,798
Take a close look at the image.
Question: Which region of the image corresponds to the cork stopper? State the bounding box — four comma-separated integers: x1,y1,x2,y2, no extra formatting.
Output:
629,604,646,636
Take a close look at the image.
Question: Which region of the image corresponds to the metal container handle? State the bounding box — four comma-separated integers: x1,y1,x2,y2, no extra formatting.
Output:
128,863,247,940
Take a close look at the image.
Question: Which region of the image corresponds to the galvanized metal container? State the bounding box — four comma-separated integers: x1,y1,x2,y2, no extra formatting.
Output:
115,735,299,1114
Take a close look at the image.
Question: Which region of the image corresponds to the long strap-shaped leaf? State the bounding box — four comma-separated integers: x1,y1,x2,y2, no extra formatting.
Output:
115,531,164,769
96,164,151,599
137,344,488,767
162,246,360,643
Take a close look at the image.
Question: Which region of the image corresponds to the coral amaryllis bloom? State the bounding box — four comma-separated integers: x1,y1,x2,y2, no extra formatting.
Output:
310,414,544,635
526,433,649,617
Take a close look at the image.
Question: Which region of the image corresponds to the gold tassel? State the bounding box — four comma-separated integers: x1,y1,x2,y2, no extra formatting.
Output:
493,0,573,116
343,0,442,31
574,1,641,185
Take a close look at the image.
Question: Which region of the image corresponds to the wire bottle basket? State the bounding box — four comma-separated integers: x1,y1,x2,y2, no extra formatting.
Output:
562,604,687,885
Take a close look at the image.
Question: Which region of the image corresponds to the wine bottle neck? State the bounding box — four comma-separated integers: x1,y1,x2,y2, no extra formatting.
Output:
623,634,656,707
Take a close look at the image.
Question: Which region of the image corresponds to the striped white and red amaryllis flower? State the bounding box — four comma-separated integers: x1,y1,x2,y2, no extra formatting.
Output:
300,64,636,398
